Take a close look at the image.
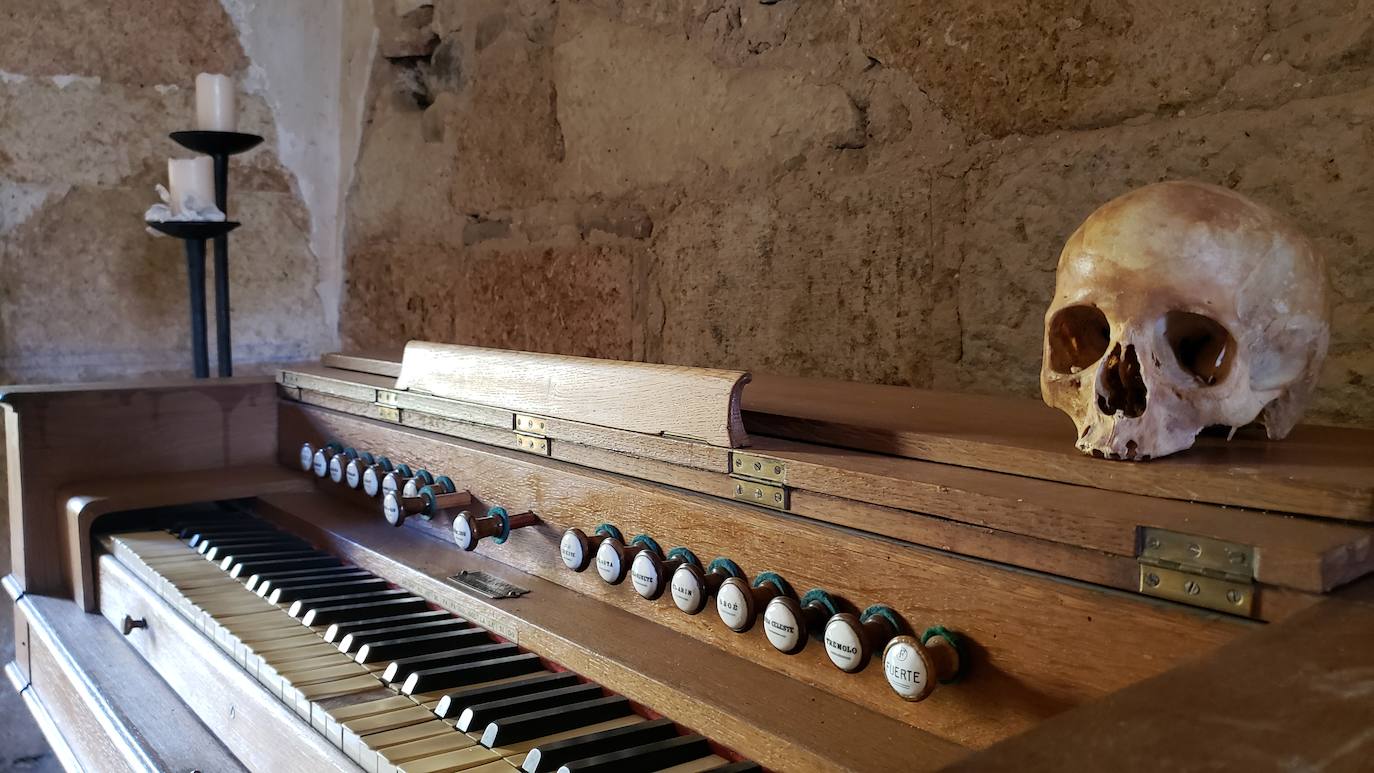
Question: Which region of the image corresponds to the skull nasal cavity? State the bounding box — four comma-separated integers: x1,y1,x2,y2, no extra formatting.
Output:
1096,343,1148,418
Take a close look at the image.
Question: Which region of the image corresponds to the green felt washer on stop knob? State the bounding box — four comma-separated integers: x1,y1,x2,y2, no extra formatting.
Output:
453,506,540,551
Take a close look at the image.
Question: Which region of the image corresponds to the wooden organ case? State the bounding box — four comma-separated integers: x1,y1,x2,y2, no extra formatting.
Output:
5,341,1374,772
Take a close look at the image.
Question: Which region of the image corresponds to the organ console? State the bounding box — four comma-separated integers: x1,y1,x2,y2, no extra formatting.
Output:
5,340,1374,772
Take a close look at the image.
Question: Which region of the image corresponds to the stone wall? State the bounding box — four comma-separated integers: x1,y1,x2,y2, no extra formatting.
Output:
342,0,1374,430
0,3,366,764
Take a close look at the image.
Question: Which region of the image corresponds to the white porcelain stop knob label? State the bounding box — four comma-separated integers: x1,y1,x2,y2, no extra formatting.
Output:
382,473,401,495
345,461,362,488
763,601,802,652
630,552,660,598
670,567,702,613
382,493,403,525
824,617,864,671
402,478,422,498
595,541,621,583
363,467,381,497
883,638,931,701
560,532,584,570
312,450,329,477
328,455,344,483
716,581,750,630
453,517,475,550
298,444,313,471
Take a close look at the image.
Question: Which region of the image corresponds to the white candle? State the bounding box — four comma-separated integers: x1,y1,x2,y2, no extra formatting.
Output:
195,73,236,131
168,157,215,214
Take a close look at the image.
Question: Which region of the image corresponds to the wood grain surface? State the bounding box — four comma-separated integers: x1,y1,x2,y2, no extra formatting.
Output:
744,373,1374,520
280,402,1251,749
945,577,1374,771
2,379,278,596
395,341,751,447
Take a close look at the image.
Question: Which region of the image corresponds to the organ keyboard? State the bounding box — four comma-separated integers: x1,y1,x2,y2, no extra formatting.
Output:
6,341,1374,771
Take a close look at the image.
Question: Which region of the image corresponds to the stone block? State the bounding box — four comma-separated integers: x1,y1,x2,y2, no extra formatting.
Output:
0,0,245,85
554,7,865,196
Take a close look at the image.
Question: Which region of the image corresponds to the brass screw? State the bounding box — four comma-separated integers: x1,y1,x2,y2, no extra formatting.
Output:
734,459,742,468
773,465,782,475
1226,589,1244,605
1188,544,1203,559
1147,537,1161,549
1229,551,1247,566
1145,573,1161,587
735,484,743,495
754,489,763,500
1184,580,1201,595
753,462,763,472
774,492,783,503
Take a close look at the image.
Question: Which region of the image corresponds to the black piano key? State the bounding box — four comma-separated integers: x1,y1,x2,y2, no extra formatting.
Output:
323,610,454,644
382,642,517,684
175,519,265,539
355,628,491,664
480,695,632,748
229,555,341,580
400,651,543,695
248,565,368,595
190,528,284,549
254,568,375,597
456,683,605,732
702,762,762,772
337,617,470,654
221,549,327,573
520,717,678,773
201,538,307,562
436,672,580,719
268,578,390,605
300,596,429,627
288,587,412,619
554,734,711,773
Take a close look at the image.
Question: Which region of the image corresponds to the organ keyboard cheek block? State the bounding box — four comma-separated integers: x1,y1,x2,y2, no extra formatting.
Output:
8,340,1374,772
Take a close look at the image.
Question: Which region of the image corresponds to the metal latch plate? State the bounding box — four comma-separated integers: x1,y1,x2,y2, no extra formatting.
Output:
515,433,550,455
1139,564,1253,616
730,452,787,484
733,479,789,510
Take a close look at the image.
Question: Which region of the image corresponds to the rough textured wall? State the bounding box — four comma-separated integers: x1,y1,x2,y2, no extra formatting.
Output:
0,2,356,764
342,0,1374,431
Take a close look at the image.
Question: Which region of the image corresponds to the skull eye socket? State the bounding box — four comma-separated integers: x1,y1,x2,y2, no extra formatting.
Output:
1048,305,1111,374
1163,311,1235,387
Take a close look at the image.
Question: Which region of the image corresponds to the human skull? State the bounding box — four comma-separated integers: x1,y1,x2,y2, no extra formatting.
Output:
1040,181,1329,460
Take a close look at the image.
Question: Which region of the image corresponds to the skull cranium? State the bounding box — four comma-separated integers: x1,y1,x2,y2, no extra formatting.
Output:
1040,181,1329,460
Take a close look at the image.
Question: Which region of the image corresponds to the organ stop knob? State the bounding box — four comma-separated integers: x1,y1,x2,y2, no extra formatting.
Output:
717,572,791,634
561,524,620,572
632,546,698,601
764,588,838,655
453,506,539,551
311,443,343,478
382,475,471,527
344,451,376,489
361,457,396,497
328,447,358,483
671,557,743,616
596,534,657,585
882,626,965,702
824,604,900,673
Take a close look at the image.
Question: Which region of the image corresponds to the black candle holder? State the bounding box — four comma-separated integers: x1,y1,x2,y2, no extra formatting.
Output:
164,130,263,378
147,220,241,378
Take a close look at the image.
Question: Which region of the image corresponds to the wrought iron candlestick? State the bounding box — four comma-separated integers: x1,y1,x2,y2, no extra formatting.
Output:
164,130,262,377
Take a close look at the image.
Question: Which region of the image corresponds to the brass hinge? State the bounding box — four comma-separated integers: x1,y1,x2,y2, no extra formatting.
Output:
514,414,551,456
376,389,400,407
729,452,789,510
1136,527,1255,617
377,405,402,423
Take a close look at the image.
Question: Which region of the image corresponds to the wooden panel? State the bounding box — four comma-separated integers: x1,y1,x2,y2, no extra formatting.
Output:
5,661,82,773
62,464,312,611
323,349,403,377
744,373,1374,520
279,402,1251,749
17,582,247,772
395,341,751,447
96,552,358,772
946,577,1374,771
1,378,278,596
288,374,1366,602
254,491,968,772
